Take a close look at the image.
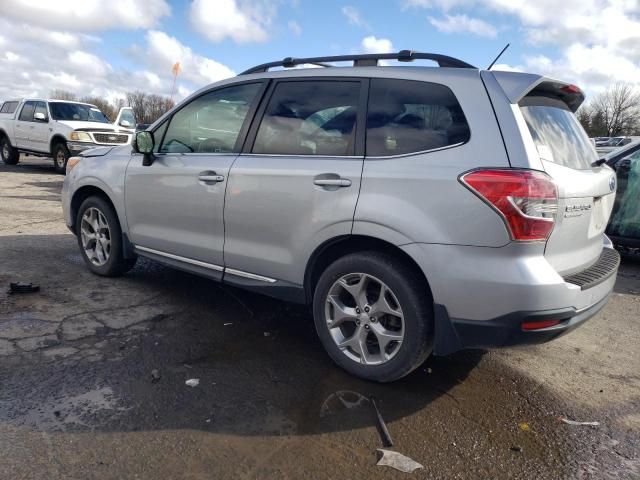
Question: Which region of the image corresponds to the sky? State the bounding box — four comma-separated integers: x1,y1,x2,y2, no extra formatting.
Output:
0,0,638,105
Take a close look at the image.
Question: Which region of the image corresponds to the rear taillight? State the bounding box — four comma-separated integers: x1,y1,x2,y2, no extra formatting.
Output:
460,169,558,242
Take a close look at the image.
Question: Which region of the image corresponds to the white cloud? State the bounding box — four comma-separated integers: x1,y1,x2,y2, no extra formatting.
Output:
342,6,370,29
0,17,234,103
408,0,640,94
428,14,497,37
190,0,276,43
361,36,394,54
0,0,170,31
288,20,302,36
142,30,235,87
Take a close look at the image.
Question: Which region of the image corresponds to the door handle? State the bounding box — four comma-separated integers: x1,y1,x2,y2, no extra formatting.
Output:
314,178,352,187
198,171,225,183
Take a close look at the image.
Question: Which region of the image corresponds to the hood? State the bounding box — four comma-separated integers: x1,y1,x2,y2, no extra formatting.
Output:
56,120,122,132
78,146,115,157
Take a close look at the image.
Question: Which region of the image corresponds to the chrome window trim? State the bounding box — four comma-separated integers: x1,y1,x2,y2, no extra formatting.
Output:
364,141,466,159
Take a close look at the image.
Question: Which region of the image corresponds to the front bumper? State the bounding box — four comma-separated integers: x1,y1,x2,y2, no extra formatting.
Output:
433,293,611,355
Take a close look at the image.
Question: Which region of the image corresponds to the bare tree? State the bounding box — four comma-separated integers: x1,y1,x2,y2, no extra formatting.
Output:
590,82,640,136
80,96,116,121
125,91,174,124
49,89,78,101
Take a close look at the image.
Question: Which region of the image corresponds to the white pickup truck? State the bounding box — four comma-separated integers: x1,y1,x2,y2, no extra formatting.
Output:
0,99,135,173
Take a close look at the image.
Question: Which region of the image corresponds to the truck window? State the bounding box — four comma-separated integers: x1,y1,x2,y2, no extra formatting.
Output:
18,101,36,121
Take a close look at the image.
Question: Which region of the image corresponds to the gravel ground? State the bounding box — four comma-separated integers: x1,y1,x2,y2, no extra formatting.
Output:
0,156,638,480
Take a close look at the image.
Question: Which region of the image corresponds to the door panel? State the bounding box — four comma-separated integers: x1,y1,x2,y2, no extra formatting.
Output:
124,82,264,272
224,155,363,283
125,153,236,271
223,79,365,284
30,102,50,152
15,101,35,149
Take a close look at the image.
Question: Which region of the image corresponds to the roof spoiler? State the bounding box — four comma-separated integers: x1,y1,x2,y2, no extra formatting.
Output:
488,71,585,112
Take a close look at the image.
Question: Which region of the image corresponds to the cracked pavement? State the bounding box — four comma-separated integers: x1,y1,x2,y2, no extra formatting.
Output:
0,157,639,479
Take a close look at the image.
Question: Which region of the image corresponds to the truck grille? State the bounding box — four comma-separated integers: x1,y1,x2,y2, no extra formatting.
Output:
93,133,129,144
563,248,620,290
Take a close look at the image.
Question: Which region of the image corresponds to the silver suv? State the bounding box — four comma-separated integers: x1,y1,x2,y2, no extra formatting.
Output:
62,51,620,382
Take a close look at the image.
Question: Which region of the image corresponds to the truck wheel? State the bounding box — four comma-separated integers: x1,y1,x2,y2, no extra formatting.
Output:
1,137,19,165
76,196,137,276
52,142,70,174
313,251,433,382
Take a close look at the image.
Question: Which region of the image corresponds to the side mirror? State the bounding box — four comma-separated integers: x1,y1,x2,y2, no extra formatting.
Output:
134,131,156,166
34,112,47,122
120,120,132,128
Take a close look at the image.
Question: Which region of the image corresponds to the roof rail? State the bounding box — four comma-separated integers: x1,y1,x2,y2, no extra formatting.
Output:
239,50,476,75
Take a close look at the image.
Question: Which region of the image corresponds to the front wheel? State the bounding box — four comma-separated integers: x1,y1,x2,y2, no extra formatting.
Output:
1,137,19,165
52,143,70,174
76,196,137,276
313,252,433,382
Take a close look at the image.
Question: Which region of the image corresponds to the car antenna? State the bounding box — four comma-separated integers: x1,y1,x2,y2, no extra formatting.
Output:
487,43,510,70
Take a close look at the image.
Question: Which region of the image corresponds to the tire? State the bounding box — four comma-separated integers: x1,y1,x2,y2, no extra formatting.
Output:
52,142,70,174
75,196,137,276
313,251,433,383
0,137,19,165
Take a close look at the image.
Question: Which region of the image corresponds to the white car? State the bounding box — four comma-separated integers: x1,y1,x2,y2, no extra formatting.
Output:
0,98,134,173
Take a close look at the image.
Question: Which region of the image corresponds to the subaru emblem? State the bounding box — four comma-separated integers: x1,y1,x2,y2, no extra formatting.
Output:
108,136,117,141
609,176,616,192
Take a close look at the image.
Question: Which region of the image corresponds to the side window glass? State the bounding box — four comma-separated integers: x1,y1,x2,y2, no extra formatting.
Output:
152,121,168,153
160,83,261,154
252,81,360,156
34,102,48,121
19,102,36,122
366,79,470,157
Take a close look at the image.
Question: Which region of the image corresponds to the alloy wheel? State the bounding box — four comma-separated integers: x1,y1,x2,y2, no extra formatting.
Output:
80,207,111,266
324,273,405,365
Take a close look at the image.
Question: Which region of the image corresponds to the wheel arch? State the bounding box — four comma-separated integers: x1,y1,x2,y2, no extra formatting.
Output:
70,184,135,258
303,235,433,305
0,129,9,143
50,134,67,154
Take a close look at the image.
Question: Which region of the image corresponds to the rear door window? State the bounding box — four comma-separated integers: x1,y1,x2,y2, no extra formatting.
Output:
520,96,597,170
19,101,36,121
366,78,470,157
252,80,361,156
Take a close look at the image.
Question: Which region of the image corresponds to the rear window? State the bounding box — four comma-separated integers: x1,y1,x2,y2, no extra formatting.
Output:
366,79,470,157
0,101,19,114
520,96,597,170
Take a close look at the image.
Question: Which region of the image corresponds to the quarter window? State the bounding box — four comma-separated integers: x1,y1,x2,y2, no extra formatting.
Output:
0,101,19,114
160,83,261,154
18,101,36,122
252,81,360,156
366,79,470,157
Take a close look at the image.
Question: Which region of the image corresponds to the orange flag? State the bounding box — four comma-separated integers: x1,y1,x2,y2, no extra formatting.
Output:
171,61,181,77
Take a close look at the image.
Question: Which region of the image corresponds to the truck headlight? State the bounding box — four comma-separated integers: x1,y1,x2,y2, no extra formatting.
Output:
69,131,92,142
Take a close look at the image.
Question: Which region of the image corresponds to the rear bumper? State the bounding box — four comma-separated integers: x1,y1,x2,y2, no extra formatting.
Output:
433,294,611,355
400,241,619,355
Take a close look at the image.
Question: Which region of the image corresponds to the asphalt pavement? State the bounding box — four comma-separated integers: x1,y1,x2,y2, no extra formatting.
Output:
1,156,638,479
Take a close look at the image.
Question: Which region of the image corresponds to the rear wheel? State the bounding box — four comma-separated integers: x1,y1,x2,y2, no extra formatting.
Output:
0,137,19,165
313,251,433,382
52,142,70,174
76,196,137,276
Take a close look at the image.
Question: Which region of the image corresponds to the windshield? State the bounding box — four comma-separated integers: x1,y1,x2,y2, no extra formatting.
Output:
119,108,136,126
49,102,110,123
520,97,597,170
604,141,640,161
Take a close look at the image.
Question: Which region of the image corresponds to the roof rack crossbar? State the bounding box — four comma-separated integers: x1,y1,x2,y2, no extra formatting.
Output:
240,50,476,75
